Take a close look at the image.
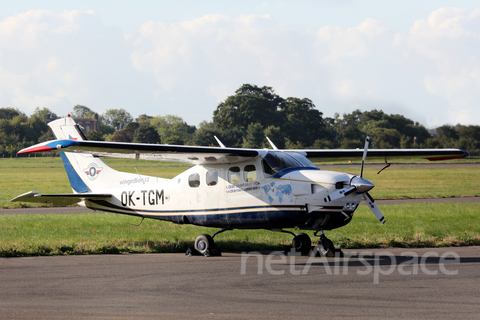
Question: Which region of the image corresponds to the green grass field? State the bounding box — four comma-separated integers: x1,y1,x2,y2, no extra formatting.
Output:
0,157,479,256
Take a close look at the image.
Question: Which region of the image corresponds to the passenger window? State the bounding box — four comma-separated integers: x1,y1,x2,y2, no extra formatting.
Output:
228,167,241,184
188,173,200,188
206,170,218,186
244,165,256,182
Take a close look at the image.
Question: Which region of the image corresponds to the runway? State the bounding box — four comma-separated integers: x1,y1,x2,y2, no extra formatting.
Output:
0,246,479,319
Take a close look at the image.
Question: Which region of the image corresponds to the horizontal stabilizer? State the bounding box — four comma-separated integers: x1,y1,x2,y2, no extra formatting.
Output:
11,191,112,206
17,139,259,165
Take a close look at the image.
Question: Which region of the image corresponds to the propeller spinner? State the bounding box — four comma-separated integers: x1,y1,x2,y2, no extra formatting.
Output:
323,135,386,224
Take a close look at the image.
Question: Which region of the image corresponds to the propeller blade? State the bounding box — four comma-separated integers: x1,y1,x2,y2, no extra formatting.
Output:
360,135,370,178
363,192,386,224
324,186,356,203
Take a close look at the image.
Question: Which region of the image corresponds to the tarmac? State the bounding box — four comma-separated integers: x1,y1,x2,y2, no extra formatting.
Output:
0,246,479,319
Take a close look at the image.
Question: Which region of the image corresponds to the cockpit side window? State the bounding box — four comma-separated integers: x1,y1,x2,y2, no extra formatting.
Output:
228,166,241,184
244,165,256,182
262,160,276,177
262,151,318,177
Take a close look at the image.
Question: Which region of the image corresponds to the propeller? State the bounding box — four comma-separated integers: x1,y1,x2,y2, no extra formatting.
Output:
363,192,386,224
323,135,386,224
360,135,369,178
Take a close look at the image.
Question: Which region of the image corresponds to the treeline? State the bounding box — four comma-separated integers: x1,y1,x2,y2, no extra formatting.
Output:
1,84,479,157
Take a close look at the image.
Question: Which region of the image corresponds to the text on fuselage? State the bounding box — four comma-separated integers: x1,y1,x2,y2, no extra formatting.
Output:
120,190,164,206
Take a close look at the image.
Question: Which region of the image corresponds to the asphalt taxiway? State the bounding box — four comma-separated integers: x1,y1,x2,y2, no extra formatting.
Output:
0,246,479,319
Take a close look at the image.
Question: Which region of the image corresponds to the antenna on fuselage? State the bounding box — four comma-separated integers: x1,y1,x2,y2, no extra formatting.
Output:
214,136,226,148
134,167,145,184
266,137,278,150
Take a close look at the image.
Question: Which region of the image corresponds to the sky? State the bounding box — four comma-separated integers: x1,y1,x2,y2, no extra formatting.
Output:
1,1,480,128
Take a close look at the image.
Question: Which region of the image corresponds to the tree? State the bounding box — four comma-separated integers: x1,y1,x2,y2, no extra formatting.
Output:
102,108,133,131
457,125,480,142
26,116,49,143
193,121,220,146
38,130,54,143
263,125,285,149
111,130,133,142
136,114,154,122
0,107,23,120
242,123,264,148
312,139,335,149
280,97,329,147
360,110,430,147
100,123,115,136
213,84,284,146
340,138,363,149
133,122,161,144
33,107,57,122
86,130,104,141
368,128,401,149
333,110,364,142
150,115,195,145
71,105,94,118
10,115,29,142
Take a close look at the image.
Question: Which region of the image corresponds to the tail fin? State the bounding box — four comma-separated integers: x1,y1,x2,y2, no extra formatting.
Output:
49,116,156,193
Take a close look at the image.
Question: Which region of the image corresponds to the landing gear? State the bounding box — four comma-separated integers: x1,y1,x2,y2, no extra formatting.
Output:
194,234,214,255
319,236,335,257
188,228,232,257
313,230,342,257
292,232,312,255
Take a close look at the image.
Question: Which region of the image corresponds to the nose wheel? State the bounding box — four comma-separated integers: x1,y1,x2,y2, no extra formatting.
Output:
318,235,335,257
314,230,340,257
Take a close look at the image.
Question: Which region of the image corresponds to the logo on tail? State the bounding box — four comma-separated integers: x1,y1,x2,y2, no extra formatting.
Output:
83,163,103,181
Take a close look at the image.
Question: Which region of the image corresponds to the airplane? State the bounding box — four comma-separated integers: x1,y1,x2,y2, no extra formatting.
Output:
11,115,469,256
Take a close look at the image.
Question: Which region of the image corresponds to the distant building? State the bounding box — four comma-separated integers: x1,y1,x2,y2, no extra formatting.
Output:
74,113,101,134
47,113,101,134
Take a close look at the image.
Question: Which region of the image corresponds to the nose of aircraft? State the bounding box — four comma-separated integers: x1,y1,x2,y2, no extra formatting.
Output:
350,176,375,193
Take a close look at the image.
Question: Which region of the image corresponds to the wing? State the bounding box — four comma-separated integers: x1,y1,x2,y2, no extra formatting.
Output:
300,148,469,162
17,139,259,164
17,139,468,164
11,191,112,206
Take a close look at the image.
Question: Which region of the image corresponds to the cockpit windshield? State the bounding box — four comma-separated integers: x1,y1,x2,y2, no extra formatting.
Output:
262,151,318,177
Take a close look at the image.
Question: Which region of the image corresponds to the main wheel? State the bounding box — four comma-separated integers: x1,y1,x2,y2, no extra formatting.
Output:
194,234,214,255
320,237,335,257
292,233,312,255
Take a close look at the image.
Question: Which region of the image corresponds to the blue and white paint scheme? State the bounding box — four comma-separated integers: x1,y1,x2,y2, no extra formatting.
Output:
12,115,469,256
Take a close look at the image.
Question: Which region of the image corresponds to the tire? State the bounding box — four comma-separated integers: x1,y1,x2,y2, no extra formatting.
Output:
194,234,214,255
292,233,312,255
320,237,335,257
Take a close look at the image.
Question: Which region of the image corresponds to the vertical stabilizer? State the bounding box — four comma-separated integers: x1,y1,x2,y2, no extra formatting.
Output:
49,116,157,193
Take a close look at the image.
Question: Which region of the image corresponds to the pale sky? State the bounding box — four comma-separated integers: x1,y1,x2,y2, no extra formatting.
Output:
1,1,480,128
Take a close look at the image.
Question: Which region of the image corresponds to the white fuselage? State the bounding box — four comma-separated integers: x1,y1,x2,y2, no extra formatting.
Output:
85,158,364,231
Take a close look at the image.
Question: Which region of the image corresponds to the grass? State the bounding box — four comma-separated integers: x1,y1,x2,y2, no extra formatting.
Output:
0,203,478,257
